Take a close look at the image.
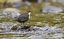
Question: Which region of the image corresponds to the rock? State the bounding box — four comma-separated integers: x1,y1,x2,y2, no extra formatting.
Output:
42,6,63,13
57,0,64,4
0,22,17,32
11,26,18,31
2,8,20,18
33,26,43,31
7,0,22,8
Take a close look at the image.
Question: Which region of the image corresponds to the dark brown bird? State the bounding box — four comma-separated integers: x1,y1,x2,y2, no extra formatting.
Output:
17,11,31,26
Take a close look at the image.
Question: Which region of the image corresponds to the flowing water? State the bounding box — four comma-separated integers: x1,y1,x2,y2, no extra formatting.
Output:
0,22,64,39
0,26,64,39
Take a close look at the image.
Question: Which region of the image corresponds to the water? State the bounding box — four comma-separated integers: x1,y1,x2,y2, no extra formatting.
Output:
0,22,64,39
0,26,64,39
0,37,27,39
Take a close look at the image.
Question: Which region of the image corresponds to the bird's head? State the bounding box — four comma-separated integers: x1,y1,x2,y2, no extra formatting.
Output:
28,11,31,14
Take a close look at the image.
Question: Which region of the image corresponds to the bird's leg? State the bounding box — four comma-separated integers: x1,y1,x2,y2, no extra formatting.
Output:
21,23,24,26
22,22,26,26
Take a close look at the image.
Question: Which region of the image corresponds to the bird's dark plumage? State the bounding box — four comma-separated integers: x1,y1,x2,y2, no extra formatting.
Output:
17,13,29,23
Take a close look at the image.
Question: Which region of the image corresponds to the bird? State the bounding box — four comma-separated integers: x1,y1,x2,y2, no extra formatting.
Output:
16,11,31,26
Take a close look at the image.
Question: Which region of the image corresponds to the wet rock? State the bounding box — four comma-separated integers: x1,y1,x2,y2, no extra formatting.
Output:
0,8,20,18
0,22,17,32
42,6,63,13
16,25,33,32
11,26,18,31
33,26,43,31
